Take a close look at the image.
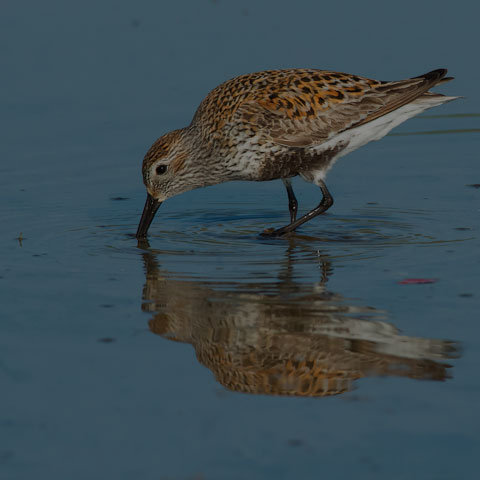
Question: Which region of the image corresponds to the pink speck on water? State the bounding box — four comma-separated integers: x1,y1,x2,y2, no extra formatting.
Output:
398,278,438,285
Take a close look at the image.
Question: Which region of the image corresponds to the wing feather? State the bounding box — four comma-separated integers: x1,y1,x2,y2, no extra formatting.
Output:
236,69,449,147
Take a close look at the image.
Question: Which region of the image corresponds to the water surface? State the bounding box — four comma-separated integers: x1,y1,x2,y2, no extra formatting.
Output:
2,1,480,479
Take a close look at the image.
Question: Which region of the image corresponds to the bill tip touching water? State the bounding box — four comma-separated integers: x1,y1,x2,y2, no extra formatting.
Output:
136,68,458,239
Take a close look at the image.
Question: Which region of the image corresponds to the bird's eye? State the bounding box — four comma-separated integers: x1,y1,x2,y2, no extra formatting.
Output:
156,165,167,175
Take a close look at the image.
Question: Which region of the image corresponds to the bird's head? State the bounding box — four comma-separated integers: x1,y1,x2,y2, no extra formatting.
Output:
136,128,197,238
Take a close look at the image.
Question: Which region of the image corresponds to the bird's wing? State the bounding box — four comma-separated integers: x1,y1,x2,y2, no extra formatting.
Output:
236,69,448,147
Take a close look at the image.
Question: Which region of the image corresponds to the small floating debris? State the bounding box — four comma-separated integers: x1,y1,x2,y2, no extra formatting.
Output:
98,337,116,343
398,278,437,285
466,184,480,189
16,232,24,247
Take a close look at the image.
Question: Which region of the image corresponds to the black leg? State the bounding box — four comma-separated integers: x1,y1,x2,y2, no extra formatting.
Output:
282,178,298,223
263,179,333,237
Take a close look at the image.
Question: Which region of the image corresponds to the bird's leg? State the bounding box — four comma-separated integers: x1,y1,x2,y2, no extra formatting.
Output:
282,178,298,223
264,179,333,237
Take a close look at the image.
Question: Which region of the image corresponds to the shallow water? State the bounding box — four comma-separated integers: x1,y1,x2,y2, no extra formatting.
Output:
2,1,480,479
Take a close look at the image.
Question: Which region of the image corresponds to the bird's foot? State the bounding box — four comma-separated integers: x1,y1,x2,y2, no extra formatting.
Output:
260,226,294,237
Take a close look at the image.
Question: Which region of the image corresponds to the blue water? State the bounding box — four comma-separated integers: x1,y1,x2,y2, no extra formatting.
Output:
2,1,479,479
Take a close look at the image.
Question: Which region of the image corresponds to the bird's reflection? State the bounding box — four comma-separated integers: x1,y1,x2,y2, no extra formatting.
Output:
138,240,458,397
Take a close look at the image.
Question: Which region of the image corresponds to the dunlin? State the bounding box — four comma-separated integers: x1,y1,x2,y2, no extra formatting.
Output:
136,68,457,238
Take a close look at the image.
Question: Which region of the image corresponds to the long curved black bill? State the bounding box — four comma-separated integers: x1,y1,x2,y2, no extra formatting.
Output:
136,194,162,239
